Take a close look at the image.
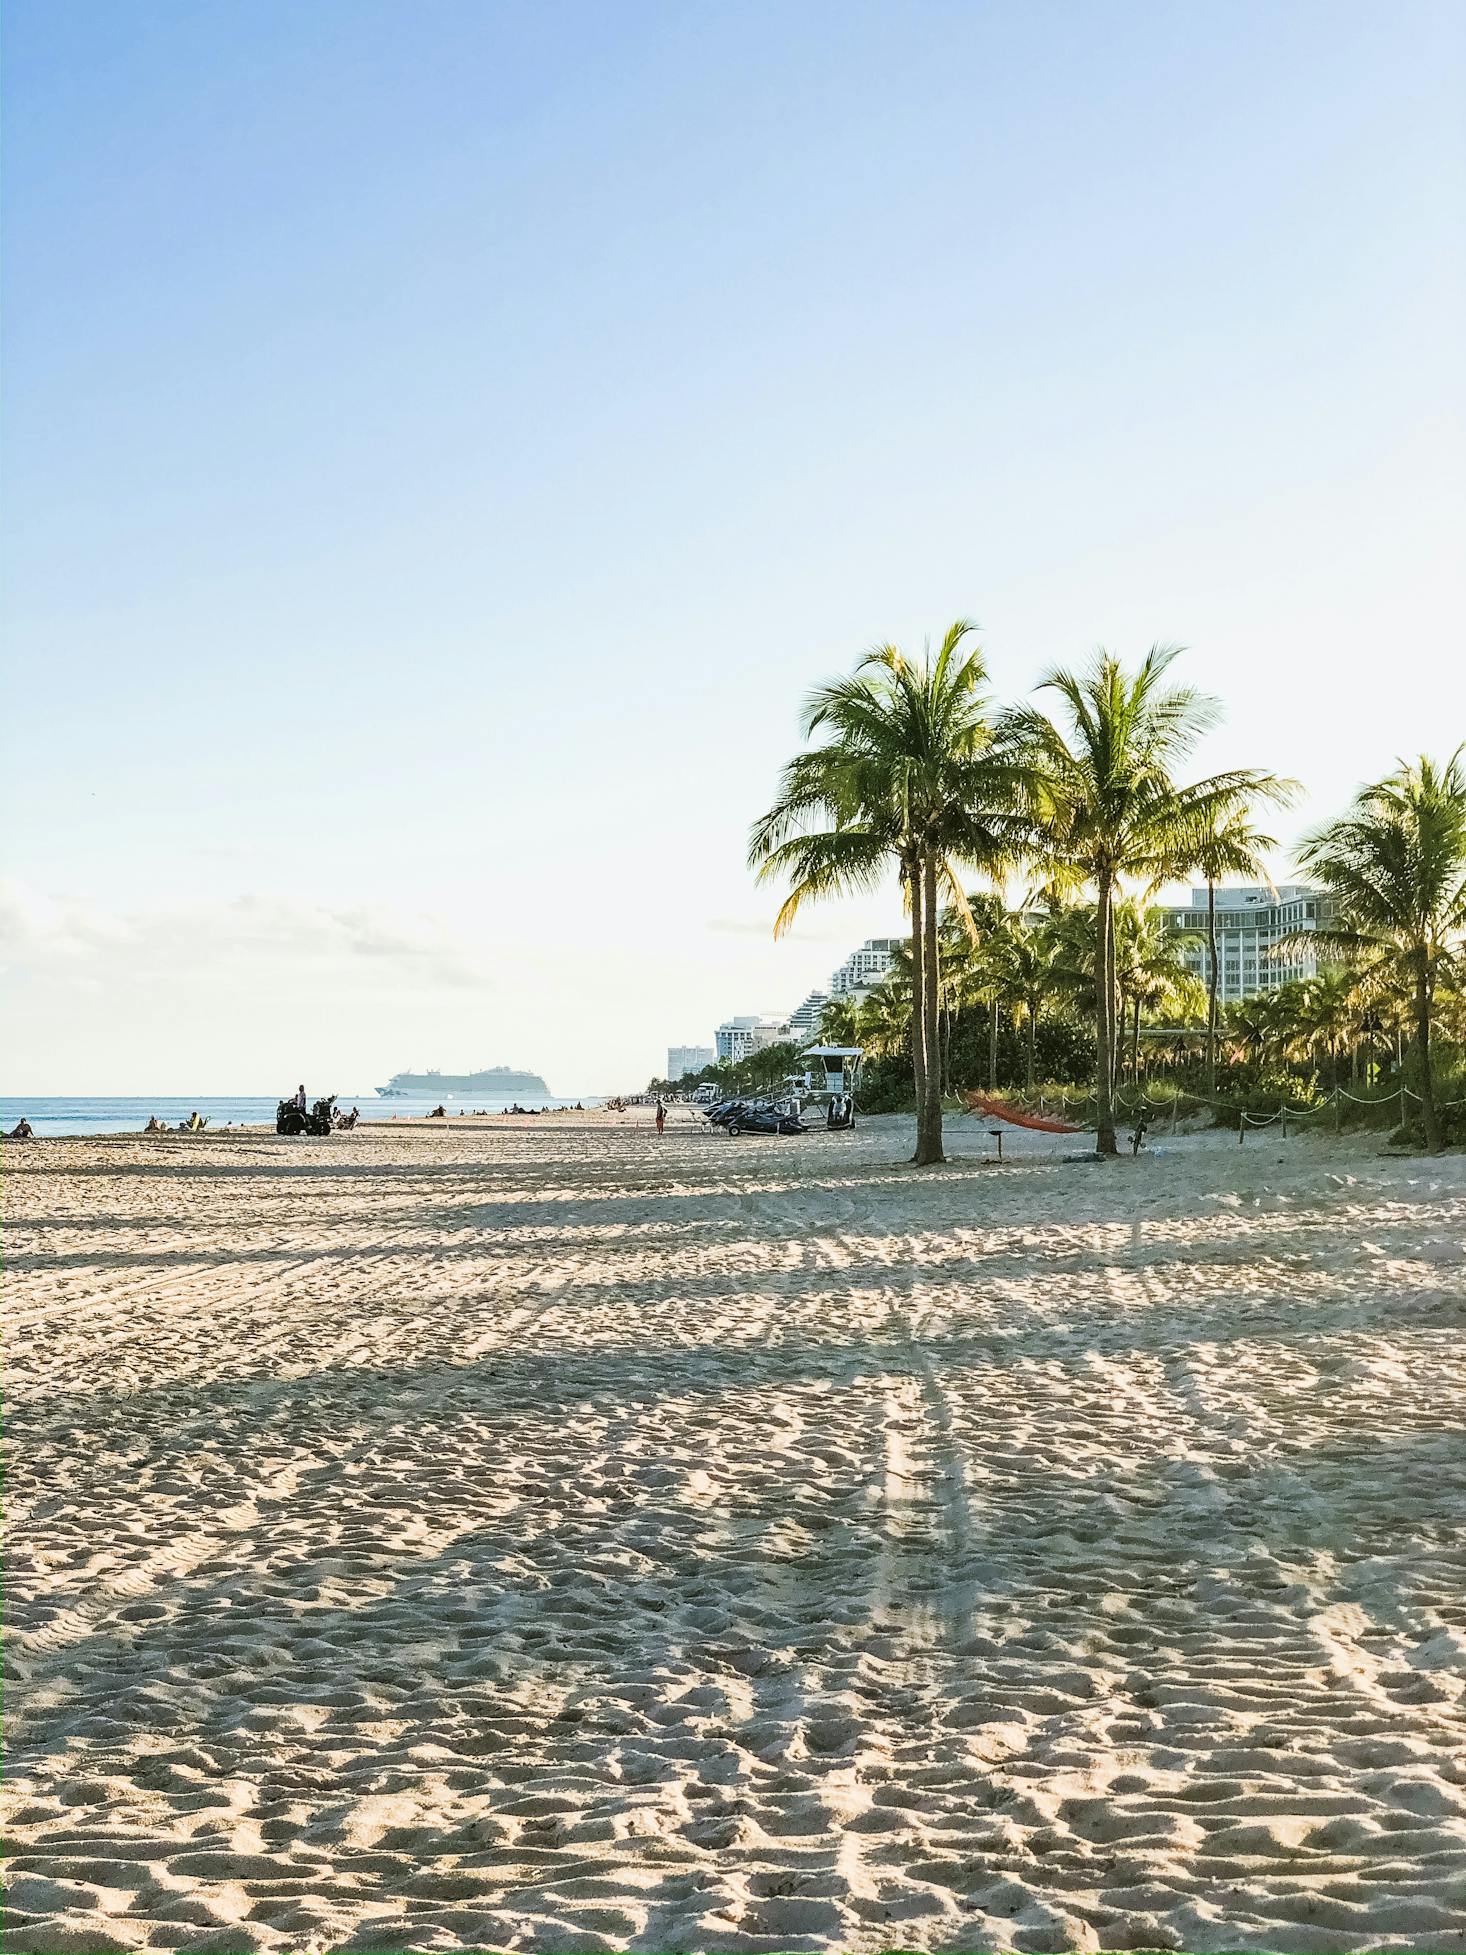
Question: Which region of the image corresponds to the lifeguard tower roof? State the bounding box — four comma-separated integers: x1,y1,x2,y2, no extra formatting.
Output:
802,1045,863,1060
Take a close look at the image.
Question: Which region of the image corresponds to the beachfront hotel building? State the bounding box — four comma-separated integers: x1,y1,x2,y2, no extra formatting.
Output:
714,1015,792,1061
1164,885,1335,1005
786,990,829,1039
829,938,902,999
667,1045,715,1080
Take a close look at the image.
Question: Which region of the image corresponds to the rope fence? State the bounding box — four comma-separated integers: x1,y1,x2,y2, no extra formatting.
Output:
1023,1080,1466,1141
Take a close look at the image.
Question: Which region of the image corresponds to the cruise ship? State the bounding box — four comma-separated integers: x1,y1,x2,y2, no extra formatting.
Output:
377,1066,551,1098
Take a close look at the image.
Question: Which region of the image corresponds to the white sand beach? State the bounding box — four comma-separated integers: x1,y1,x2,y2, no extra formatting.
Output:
5,1111,1465,1953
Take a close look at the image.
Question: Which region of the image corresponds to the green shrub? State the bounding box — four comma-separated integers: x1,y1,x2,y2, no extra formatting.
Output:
1389,1103,1466,1149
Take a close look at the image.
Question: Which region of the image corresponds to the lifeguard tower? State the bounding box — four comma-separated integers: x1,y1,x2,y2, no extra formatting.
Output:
802,1045,862,1130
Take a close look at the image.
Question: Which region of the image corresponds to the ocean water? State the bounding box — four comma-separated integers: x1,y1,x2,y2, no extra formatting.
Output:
0,1091,595,1139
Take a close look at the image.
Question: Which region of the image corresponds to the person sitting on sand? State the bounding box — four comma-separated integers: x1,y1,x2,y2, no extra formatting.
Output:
429,1103,447,1118
143,1115,164,1134
8,1117,35,1140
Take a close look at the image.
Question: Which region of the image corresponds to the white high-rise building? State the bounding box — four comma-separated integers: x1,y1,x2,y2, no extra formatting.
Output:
667,1045,715,1080
1165,885,1335,1005
714,1015,792,1061
787,990,829,1039
829,938,902,999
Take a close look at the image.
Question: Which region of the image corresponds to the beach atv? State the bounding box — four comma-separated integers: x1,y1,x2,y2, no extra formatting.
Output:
276,1095,337,1137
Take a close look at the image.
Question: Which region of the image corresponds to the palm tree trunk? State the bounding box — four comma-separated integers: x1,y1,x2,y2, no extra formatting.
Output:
908,859,927,1159
1415,956,1440,1152
1095,868,1117,1154
987,998,998,1090
1026,1002,1037,1092
1112,987,1125,1092
1111,954,1125,1091
1205,877,1219,1095
915,854,944,1164
1131,995,1141,1085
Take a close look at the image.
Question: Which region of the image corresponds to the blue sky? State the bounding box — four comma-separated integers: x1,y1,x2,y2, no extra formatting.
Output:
5,0,1464,1093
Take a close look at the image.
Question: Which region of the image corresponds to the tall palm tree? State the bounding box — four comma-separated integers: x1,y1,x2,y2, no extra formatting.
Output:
1004,645,1280,1154
1299,751,1466,1151
750,622,1022,1164
1190,807,1288,1093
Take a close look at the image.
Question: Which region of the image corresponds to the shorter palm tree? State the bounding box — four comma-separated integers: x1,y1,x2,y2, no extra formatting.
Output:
1192,807,1289,1092
1113,903,1202,1086
1225,991,1293,1072
1286,968,1360,1087
816,996,862,1049
857,974,915,1061
989,911,1083,1092
936,893,1010,1093
1299,751,1466,1150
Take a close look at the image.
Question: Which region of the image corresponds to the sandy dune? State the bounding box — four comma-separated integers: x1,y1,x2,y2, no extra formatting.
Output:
5,1112,1465,1953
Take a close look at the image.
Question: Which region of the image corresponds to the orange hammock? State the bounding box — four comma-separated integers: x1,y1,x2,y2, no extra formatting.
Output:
960,1090,1083,1134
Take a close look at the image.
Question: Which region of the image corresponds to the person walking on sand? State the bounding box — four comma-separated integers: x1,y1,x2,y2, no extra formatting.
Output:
655,1099,666,1137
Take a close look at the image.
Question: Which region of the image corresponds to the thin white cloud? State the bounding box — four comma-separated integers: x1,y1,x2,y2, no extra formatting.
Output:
704,914,847,943
0,879,135,960
0,881,492,993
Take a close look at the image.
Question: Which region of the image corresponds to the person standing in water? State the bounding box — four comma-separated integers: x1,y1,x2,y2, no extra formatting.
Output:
655,1100,666,1137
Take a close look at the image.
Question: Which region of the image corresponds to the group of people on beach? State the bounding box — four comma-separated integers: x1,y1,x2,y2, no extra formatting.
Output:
424,1103,586,1118
7,1094,606,1144
7,1111,212,1140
